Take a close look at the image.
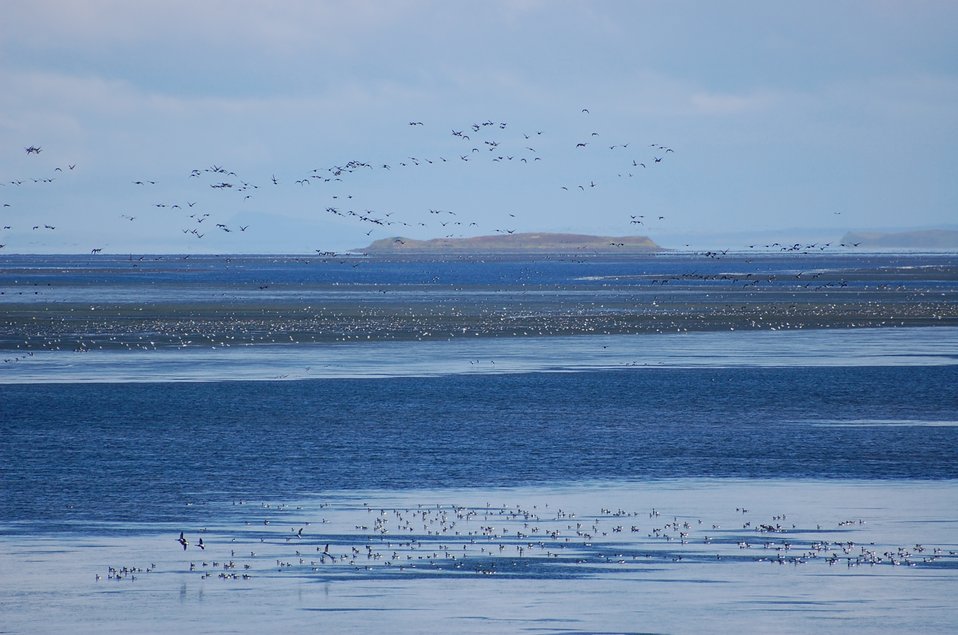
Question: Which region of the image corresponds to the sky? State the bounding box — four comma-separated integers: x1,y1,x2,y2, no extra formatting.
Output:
1,0,956,254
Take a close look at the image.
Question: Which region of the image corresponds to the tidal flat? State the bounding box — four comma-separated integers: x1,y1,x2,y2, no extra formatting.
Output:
1,253,957,354
2,252,957,633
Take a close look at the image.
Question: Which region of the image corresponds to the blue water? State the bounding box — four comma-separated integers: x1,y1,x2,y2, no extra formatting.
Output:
3,364,957,526
2,253,958,633
3,251,957,300
2,253,957,526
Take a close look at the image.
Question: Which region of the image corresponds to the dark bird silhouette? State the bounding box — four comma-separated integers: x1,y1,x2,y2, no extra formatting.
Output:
178,532,188,550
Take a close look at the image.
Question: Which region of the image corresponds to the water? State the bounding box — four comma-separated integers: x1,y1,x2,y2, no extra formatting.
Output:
2,253,958,633
2,481,957,634
1,327,957,384
3,253,957,353
3,361,958,526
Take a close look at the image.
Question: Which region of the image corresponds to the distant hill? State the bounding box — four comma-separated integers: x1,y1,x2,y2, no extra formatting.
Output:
840,230,958,250
356,232,662,254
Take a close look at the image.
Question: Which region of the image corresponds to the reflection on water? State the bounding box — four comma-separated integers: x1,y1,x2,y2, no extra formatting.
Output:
2,326,957,384
1,480,956,634
3,253,957,632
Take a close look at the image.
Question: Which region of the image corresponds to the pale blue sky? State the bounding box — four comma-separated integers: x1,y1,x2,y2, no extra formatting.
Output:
1,0,956,253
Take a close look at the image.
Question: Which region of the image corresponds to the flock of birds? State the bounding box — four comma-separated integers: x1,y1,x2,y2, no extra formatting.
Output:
1,247,954,360
2,109,689,254
2,110,951,361
2,108,877,260
3,292,944,361
97,497,956,583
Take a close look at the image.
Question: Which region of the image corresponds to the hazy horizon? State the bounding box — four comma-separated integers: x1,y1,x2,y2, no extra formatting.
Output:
2,1,956,254
2,224,957,256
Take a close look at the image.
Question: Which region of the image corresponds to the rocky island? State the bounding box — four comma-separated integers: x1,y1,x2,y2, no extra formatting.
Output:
355,232,662,254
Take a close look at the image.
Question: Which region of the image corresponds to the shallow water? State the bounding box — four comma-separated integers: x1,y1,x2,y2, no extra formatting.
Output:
2,481,956,634
3,253,958,354
2,326,957,384
2,333,957,633
2,254,958,633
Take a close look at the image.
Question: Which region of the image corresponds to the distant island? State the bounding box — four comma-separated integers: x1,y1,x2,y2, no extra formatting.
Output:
840,229,958,250
355,232,662,254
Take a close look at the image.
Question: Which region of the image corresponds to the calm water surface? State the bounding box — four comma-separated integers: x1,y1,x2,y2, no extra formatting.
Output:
2,254,957,633
1,481,956,634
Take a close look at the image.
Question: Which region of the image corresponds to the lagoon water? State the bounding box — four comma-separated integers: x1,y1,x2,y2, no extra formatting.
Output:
2,253,958,633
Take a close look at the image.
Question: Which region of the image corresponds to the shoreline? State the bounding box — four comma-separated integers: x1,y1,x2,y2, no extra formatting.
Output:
3,293,957,352
3,251,957,352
